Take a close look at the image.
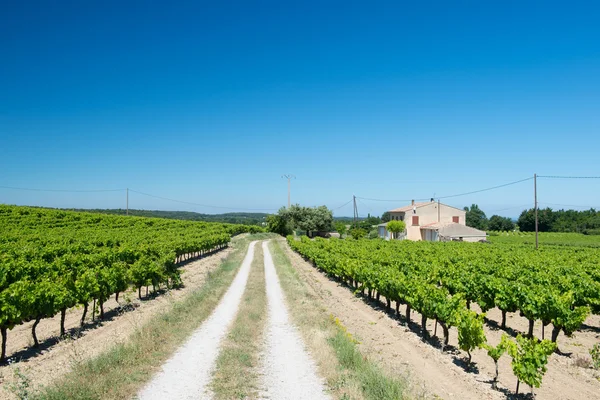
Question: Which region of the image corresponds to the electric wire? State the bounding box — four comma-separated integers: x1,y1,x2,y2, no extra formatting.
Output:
487,204,533,213
538,175,600,179
538,202,598,209
0,185,124,193
128,189,278,211
437,177,533,200
331,199,353,211
357,177,533,203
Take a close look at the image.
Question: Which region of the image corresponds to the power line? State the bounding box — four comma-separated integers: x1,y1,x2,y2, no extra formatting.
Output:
437,177,533,200
356,198,373,216
331,199,353,211
538,202,598,209
538,175,600,179
487,204,532,213
0,185,124,193
357,177,533,203
356,196,429,202
128,189,278,211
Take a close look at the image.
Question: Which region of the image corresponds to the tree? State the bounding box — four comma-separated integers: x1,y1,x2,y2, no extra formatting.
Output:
335,222,347,238
349,228,367,240
464,204,488,230
281,204,334,237
387,220,406,239
381,212,391,222
517,208,555,232
358,215,382,231
488,215,515,231
266,213,292,236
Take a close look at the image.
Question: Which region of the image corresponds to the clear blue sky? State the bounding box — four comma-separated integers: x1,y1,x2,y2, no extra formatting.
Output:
1,1,599,218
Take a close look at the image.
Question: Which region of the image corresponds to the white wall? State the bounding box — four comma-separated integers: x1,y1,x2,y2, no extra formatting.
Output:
389,202,466,241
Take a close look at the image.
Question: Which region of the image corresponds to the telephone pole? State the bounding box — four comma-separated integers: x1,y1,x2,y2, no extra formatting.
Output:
534,173,538,249
353,195,358,227
281,174,295,208
126,188,129,216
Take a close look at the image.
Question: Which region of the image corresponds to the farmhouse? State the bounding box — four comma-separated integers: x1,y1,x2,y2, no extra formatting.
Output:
377,200,487,242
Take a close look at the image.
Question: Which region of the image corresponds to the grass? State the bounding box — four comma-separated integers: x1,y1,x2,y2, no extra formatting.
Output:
33,233,275,400
268,239,409,400
328,329,406,400
209,242,267,399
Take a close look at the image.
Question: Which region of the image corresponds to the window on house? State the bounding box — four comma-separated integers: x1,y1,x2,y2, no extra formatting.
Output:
412,216,419,226
452,216,459,223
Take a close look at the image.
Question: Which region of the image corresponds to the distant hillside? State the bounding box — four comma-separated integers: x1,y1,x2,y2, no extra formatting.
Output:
67,208,268,225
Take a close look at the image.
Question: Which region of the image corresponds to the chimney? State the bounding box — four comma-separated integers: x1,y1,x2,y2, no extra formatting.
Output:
411,199,415,206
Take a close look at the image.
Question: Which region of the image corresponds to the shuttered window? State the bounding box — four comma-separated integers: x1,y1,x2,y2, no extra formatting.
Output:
453,216,459,223
412,216,419,226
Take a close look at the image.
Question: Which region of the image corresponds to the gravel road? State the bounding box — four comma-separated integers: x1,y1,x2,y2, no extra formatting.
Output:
137,241,257,400
259,241,330,400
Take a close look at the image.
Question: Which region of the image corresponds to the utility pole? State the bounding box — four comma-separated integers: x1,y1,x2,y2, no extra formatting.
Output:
353,195,358,227
534,173,538,249
126,188,129,216
281,175,295,208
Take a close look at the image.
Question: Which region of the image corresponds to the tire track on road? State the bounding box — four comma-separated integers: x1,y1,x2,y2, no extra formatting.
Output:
138,241,257,400
259,240,330,400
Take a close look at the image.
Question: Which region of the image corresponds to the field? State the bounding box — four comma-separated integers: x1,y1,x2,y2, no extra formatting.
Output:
288,235,600,398
489,231,600,248
2,206,600,399
1,207,404,400
0,205,261,363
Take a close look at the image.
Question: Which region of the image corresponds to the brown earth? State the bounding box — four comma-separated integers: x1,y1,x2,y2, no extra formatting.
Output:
0,243,238,399
280,239,600,400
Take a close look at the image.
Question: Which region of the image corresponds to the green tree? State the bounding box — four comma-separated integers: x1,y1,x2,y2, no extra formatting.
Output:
283,204,334,237
517,207,556,232
335,222,347,238
386,220,406,239
488,215,515,231
463,204,488,230
266,213,292,236
381,211,391,222
349,228,367,240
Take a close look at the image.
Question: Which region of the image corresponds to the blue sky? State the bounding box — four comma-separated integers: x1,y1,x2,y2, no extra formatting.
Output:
1,1,599,218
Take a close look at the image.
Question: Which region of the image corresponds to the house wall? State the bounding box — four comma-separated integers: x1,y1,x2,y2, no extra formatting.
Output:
389,202,466,241
438,203,466,225
378,226,391,240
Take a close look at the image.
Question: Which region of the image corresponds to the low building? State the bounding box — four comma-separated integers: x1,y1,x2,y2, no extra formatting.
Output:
378,200,487,242
420,222,487,242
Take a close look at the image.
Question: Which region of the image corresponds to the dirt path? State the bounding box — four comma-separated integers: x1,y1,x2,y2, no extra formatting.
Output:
137,241,257,400
0,243,238,399
282,239,600,400
259,241,330,400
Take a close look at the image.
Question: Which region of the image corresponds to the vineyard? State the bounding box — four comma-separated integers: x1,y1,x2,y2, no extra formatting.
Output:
489,231,600,248
288,236,600,393
0,205,261,362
